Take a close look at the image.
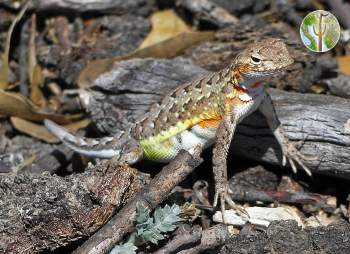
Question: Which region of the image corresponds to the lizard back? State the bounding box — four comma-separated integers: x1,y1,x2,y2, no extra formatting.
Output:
131,66,236,161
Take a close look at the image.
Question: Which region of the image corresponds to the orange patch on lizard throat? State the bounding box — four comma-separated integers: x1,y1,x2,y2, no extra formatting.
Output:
252,80,264,88
198,117,222,128
235,80,264,92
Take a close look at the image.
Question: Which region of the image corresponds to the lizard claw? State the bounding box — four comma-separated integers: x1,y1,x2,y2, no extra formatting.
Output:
213,182,248,223
282,141,318,176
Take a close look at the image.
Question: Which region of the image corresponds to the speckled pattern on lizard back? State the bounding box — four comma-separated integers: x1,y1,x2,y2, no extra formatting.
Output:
133,64,232,161
45,38,316,220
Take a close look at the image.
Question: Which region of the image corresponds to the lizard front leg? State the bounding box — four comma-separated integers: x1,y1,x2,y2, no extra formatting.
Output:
258,93,316,175
212,112,245,220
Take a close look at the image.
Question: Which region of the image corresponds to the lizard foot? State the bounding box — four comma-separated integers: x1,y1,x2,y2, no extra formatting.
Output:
282,140,318,176
213,182,248,223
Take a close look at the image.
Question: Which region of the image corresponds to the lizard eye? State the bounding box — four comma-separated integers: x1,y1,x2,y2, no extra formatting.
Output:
250,56,261,64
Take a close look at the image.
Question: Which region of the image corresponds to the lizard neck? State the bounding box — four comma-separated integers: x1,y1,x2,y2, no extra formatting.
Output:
240,78,265,90
231,65,265,92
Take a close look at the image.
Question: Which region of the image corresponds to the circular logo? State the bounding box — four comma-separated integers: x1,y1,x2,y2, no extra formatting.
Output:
300,10,340,52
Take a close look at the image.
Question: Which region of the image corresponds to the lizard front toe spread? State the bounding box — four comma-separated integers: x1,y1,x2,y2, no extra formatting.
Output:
45,38,313,223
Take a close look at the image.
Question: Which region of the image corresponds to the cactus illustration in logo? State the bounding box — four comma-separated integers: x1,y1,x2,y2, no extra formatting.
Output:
300,10,340,52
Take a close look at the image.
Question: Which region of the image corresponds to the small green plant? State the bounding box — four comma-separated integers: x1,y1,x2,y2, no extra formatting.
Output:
110,242,137,254
110,203,181,254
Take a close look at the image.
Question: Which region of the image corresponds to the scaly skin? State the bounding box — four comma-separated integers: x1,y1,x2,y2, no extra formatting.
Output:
45,38,315,221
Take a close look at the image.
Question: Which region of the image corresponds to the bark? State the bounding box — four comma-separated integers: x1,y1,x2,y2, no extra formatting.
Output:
73,150,202,254
175,0,239,28
220,220,350,254
177,224,230,254
0,161,148,253
325,73,350,99
84,58,350,178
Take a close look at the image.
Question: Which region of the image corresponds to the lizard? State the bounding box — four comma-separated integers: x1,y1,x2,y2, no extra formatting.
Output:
45,38,315,219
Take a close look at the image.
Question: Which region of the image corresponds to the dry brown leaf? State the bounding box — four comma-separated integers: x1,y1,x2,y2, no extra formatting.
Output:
128,31,215,59
78,58,115,88
0,90,69,124
0,1,30,89
139,10,190,49
78,10,213,88
30,64,45,107
28,14,46,107
11,117,90,143
337,55,350,74
78,31,215,88
28,14,37,83
12,117,58,143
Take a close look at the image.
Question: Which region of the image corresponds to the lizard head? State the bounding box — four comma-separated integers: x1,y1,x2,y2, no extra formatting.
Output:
234,38,294,79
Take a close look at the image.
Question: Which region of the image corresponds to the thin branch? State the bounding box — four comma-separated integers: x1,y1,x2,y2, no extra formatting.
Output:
177,224,230,254
73,150,203,254
153,225,202,254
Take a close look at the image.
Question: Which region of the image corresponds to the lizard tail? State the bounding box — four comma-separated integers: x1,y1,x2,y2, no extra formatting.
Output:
44,119,120,159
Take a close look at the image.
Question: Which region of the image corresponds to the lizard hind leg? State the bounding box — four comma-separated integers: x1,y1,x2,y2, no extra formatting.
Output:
44,119,137,160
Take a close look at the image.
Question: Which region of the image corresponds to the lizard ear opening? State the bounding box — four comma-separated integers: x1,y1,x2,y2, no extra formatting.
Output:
250,56,261,65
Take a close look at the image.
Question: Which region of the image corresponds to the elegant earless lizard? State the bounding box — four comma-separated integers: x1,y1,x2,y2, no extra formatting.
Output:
45,38,313,218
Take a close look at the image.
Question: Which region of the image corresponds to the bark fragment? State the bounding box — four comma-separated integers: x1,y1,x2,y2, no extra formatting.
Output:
0,161,148,253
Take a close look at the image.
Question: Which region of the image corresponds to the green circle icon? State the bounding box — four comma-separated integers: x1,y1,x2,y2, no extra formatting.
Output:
300,10,340,52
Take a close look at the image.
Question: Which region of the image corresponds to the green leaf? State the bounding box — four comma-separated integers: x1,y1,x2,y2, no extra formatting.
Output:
134,203,181,245
136,202,150,224
153,204,181,232
140,229,164,244
109,242,137,254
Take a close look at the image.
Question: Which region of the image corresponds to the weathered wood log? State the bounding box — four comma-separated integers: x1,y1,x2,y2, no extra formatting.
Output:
0,162,148,253
175,0,239,28
1,0,152,15
83,58,350,178
235,88,350,178
325,73,350,99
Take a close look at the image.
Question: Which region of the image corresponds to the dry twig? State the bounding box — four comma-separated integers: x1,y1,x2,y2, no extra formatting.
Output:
73,150,203,254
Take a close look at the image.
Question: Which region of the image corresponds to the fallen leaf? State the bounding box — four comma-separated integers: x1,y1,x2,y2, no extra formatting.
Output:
310,83,327,94
0,1,30,89
78,31,215,88
337,55,350,74
139,10,190,49
78,58,115,88
127,31,215,59
30,64,45,106
0,90,69,124
28,14,46,107
78,8,214,88
12,117,58,143
11,117,90,143
28,14,37,83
